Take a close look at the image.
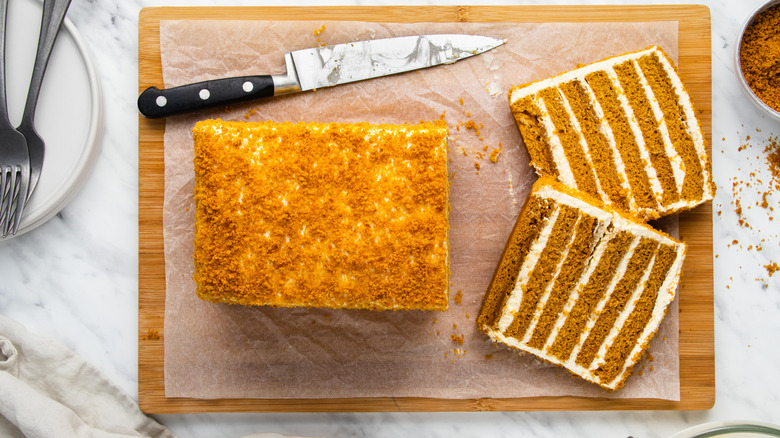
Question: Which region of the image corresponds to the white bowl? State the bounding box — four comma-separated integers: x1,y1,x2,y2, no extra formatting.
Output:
735,0,780,122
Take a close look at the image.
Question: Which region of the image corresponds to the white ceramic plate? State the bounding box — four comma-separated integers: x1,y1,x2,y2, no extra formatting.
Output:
4,0,102,238
670,420,780,438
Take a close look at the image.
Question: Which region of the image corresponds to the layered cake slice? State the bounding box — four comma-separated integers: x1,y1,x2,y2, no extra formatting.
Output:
509,46,714,221
477,177,686,390
192,119,450,311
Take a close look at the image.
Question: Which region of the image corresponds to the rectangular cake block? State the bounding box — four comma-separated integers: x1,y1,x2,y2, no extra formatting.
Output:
192,119,450,311
477,177,686,391
509,45,715,221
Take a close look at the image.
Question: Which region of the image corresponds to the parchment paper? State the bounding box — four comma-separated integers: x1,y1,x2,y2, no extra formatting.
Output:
160,19,681,401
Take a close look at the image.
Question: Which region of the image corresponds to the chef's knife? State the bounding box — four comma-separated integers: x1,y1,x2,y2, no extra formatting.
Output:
137,34,504,119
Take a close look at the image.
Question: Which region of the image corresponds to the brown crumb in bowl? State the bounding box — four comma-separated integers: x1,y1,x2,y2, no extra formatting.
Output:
740,3,780,112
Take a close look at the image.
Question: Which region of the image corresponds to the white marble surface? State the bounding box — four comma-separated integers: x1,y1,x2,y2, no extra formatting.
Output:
1,0,779,437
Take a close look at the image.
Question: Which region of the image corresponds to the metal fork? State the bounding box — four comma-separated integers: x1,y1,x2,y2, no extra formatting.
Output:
0,0,31,237
17,0,72,205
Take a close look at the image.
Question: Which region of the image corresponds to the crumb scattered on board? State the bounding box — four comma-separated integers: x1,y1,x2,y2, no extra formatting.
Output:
313,25,326,45
425,289,474,361
433,98,504,175
454,289,463,305
717,131,780,287
142,329,160,340
634,350,661,377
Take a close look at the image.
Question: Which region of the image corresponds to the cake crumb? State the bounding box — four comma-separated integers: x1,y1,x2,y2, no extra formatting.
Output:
451,334,464,345
463,120,482,137
729,132,780,282
490,143,503,163
244,108,256,119
142,329,160,340
484,354,494,360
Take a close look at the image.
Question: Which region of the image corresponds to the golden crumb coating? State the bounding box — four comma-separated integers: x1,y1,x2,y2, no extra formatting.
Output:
192,119,450,311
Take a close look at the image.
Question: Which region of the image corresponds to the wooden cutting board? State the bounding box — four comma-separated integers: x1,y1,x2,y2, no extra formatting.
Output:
138,5,714,413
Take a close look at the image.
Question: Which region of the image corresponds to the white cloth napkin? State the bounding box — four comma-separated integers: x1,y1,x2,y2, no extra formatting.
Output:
0,314,325,438
0,314,175,438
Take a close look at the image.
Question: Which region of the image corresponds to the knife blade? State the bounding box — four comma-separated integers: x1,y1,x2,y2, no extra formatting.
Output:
137,34,504,119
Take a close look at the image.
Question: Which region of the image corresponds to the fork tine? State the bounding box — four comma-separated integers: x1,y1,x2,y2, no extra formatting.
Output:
3,167,16,236
1,168,11,236
3,167,14,236
0,167,9,227
9,165,29,235
4,166,20,236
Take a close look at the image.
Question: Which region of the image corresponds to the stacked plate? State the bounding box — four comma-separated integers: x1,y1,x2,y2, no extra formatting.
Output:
4,0,102,238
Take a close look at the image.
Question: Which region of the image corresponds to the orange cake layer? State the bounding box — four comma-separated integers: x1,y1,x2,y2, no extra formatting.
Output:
192,119,450,311
509,46,714,221
477,177,686,391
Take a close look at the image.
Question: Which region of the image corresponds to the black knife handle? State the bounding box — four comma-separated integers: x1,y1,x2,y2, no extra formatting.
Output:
137,75,275,119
